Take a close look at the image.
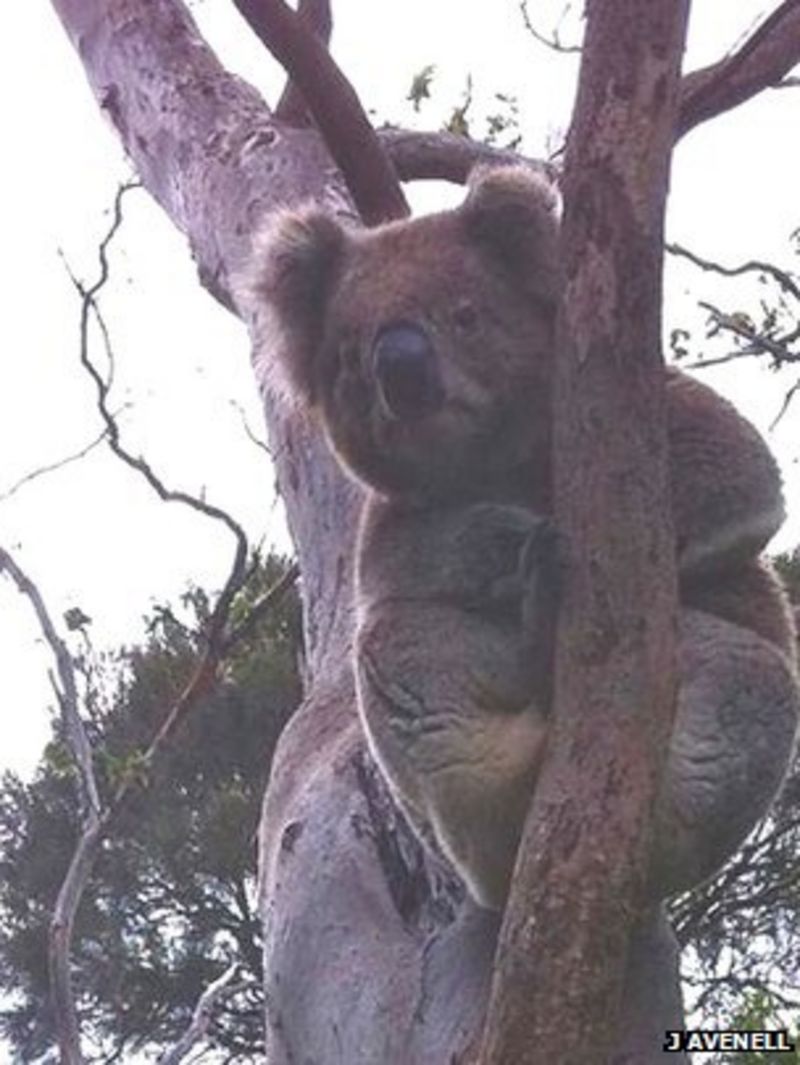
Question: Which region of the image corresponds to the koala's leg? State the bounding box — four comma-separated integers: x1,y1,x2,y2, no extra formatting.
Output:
356,602,548,911
651,609,799,898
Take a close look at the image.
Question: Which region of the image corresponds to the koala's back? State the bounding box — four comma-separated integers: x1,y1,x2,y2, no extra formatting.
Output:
667,369,785,577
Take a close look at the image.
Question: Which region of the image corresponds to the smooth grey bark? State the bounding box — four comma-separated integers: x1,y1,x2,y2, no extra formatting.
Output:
50,2,685,1060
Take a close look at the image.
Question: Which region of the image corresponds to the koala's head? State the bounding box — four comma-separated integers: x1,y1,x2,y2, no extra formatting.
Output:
245,167,561,501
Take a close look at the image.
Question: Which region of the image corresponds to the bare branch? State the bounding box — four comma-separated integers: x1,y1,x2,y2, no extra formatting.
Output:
11,180,296,1061
228,399,272,458
158,962,242,1065
519,0,582,54
689,299,800,371
678,1,800,140
62,182,250,632
770,375,800,427
667,241,800,304
232,0,408,224
222,560,299,652
273,0,332,127
379,127,553,185
0,423,113,505
0,547,100,1063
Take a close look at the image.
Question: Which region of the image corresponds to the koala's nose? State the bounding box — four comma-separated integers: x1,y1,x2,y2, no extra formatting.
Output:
373,322,444,421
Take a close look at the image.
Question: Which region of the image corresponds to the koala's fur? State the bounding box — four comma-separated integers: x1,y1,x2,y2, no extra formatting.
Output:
245,167,799,910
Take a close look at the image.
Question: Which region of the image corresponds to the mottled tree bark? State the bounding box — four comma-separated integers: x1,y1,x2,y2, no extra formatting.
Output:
479,3,690,1062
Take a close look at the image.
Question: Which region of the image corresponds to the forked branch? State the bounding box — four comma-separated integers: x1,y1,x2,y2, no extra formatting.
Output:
232,0,409,224
678,0,800,139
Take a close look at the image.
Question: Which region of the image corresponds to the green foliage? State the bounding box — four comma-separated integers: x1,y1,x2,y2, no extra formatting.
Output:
0,553,301,1062
716,992,799,1064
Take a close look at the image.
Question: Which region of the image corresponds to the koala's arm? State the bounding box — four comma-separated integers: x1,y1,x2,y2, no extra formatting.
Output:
355,499,556,910
357,499,555,621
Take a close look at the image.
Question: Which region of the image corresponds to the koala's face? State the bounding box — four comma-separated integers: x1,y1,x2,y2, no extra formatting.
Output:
247,167,561,501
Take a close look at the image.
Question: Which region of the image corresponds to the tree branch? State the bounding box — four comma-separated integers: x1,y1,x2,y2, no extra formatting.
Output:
0,548,100,1063
273,0,332,127
678,1,800,140
158,962,242,1065
232,0,408,224
5,178,299,1062
519,0,582,54
667,241,800,304
379,127,553,185
0,421,121,505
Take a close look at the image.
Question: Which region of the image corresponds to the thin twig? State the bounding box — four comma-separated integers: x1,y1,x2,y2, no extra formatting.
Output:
229,399,272,457
519,0,582,54
667,242,800,304
770,376,800,428
222,561,299,652
0,424,111,505
158,963,242,1065
696,299,800,366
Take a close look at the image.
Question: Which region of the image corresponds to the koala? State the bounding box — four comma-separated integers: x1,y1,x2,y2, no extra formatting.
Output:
245,167,799,910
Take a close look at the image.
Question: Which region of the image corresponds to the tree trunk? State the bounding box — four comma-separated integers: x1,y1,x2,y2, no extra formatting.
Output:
479,3,689,1061
50,1,686,1060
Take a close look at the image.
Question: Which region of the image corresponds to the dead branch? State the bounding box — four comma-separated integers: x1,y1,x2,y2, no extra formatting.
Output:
379,127,553,184
667,242,800,304
692,299,800,367
0,547,101,1064
229,399,273,458
667,242,800,423
519,0,582,54
222,560,300,651
678,1,800,140
11,181,299,1062
62,184,250,630
0,424,112,505
273,0,332,126
157,962,242,1065
232,0,408,224
770,376,800,427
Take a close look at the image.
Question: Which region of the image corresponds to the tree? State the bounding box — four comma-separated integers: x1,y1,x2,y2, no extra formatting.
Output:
45,1,800,1062
0,553,301,1061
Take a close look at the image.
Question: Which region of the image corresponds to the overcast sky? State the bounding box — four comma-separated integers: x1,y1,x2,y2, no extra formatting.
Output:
1,1,799,779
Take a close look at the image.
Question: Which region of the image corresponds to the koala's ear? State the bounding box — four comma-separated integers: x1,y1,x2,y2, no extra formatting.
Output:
460,166,561,302
240,208,347,405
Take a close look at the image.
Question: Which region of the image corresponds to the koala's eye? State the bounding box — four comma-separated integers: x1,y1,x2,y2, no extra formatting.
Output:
373,321,444,422
453,301,479,333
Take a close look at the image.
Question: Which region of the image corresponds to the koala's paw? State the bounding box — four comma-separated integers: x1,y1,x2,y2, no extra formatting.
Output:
448,503,542,612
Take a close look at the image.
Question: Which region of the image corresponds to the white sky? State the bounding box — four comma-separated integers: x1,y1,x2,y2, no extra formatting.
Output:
1,1,799,781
